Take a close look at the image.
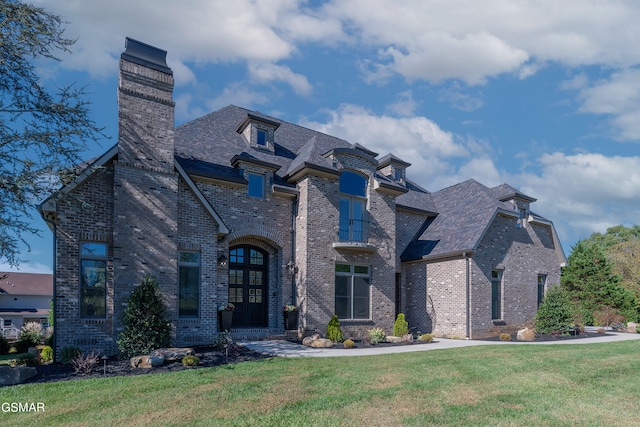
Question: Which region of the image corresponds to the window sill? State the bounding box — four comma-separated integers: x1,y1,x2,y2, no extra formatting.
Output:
332,242,376,253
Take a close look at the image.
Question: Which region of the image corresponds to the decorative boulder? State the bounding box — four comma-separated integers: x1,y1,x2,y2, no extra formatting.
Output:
517,328,536,342
386,336,403,343
311,338,334,348
150,348,194,362
627,322,637,333
0,365,37,386
130,355,165,369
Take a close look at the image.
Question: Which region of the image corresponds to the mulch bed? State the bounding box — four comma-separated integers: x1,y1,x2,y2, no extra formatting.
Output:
481,331,610,342
23,344,271,385
18,332,616,385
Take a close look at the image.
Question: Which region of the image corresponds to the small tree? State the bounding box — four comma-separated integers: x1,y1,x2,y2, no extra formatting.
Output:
117,275,171,357
535,286,573,334
393,313,409,337
326,314,344,343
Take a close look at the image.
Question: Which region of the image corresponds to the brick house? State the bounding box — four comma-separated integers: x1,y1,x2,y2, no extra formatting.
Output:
39,38,566,355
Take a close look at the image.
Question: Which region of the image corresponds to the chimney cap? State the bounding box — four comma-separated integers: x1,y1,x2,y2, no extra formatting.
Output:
121,37,172,75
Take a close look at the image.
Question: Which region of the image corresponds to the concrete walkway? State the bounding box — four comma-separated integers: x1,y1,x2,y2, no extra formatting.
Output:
239,332,640,358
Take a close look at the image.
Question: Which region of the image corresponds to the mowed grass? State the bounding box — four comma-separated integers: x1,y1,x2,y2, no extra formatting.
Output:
3,341,640,426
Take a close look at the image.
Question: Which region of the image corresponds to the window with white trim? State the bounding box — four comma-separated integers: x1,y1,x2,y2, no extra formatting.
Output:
335,263,370,319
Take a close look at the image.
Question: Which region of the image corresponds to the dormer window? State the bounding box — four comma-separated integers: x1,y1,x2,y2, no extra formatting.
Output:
377,153,410,187
256,129,267,147
236,113,280,154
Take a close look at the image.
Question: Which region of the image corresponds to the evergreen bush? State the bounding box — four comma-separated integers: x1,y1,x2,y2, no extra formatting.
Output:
59,346,81,365
117,275,172,357
535,286,573,334
393,313,409,337
40,345,54,363
326,314,344,343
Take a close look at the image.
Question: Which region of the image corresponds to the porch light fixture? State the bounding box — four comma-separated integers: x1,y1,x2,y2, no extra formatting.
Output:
218,254,228,269
287,259,297,276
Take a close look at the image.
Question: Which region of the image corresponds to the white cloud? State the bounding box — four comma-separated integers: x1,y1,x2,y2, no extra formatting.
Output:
297,104,508,190
205,82,270,112
384,32,529,85
0,261,52,274
248,63,313,96
577,69,640,140
516,152,640,246
385,91,419,117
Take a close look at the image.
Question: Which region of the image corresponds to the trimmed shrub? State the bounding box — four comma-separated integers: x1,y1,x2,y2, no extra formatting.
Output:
499,333,512,341
535,286,573,334
419,333,433,343
368,327,386,344
182,355,200,367
117,275,172,358
13,353,37,367
59,346,81,364
326,315,344,343
40,345,54,364
343,339,355,349
393,313,409,337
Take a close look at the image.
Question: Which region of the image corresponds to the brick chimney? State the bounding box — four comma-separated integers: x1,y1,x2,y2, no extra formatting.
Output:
112,38,179,343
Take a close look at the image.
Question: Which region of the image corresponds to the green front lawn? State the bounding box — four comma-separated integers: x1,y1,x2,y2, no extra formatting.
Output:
3,341,640,426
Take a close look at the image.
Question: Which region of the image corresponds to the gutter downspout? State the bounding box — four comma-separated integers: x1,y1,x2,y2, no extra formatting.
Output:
464,251,470,340
43,216,57,362
291,199,298,305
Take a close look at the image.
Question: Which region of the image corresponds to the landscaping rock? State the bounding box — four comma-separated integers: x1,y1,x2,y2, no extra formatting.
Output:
130,355,165,369
627,322,637,333
517,328,536,342
150,348,194,362
310,338,334,348
0,365,38,386
386,336,403,343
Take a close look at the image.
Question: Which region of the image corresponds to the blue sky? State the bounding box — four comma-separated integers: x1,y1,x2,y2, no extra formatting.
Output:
5,0,640,273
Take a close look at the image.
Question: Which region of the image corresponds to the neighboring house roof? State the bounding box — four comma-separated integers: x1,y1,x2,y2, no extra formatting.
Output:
401,179,536,262
0,272,53,296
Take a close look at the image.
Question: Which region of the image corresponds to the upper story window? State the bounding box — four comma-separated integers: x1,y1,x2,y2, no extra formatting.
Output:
256,129,267,147
339,170,368,241
80,242,108,319
248,173,265,198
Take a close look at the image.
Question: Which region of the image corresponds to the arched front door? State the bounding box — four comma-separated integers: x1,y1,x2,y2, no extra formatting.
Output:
228,245,268,327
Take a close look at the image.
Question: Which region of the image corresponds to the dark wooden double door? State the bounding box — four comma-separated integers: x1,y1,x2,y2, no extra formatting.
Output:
228,245,268,327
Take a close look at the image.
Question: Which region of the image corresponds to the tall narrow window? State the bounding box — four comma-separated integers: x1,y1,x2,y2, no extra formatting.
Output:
248,173,265,198
537,274,547,307
335,263,370,319
179,251,200,317
491,270,502,320
80,242,107,318
339,170,368,241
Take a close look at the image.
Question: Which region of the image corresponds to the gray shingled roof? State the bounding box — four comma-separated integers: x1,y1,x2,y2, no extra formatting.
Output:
175,105,351,186
401,179,523,261
173,105,547,262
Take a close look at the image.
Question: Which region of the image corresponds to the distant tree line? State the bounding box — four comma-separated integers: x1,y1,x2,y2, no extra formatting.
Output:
560,225,640,325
